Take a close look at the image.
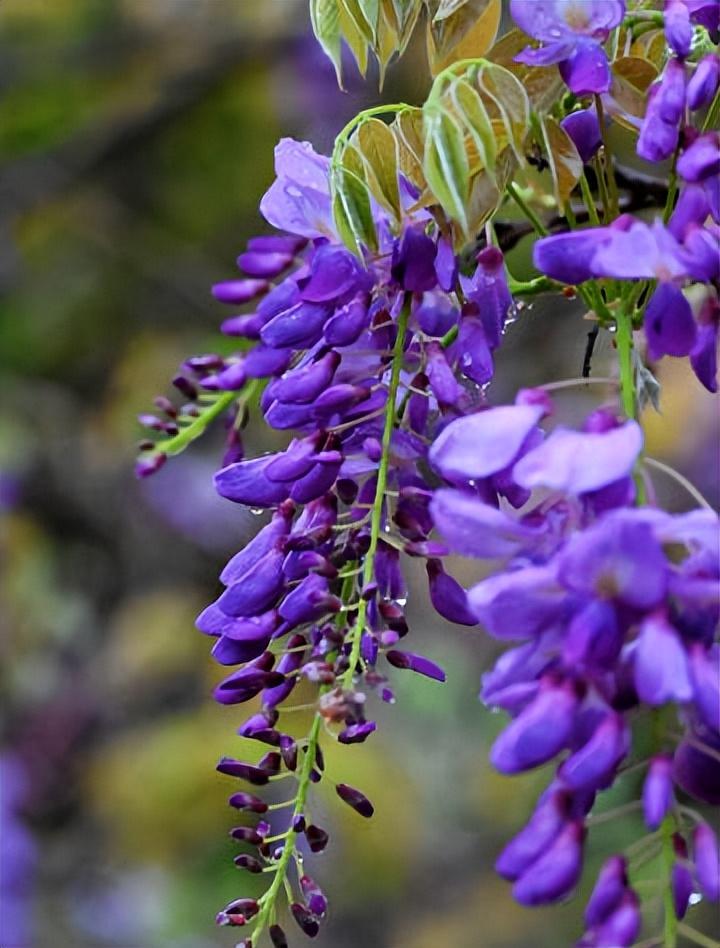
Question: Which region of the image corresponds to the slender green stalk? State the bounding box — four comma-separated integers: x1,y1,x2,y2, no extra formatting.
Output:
149,388,244,458
252,712,323,941
677,923,720,948
341,300,409,689
661,814,678,948
579,173,601,226
506,182,548,236
615,305,636,421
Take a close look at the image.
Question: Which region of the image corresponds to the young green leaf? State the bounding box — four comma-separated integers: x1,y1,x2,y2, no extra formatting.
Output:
487,28,565,114
475,60,530,165
310,0,344,85
448,77,497,180
540,116,583,212
427,0,501,75
422,107,470,233
357,118,401,219
332,149,378,256
339,1,371,76
392,107,426,189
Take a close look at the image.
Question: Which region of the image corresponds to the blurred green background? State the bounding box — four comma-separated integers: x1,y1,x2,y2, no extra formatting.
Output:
0,3,717,947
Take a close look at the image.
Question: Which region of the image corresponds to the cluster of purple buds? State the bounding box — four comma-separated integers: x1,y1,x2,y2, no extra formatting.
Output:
136,135,526,942
428,393,720,942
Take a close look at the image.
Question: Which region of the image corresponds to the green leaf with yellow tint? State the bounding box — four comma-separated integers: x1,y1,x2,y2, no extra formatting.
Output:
474,59,530,165
610,56,658,131
448,77,497,179
487,28,564,114
540,116,583,212
310,0,343,84
422,107,470,233
332,147,378,255
357,117,402,219
427,0,501,75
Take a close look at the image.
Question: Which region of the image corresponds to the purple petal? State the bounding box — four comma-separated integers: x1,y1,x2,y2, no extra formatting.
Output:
677,132,720,183
429,404,544,482
634,614,693,705
512,821,584,906
693,823,720,902
642,755,674,830
513,421,643,494
469,565,566,639
561,107,602,163
687,54,720,111
584,856,628,928
496,790,568,881
430,489,541,559
259,138,334,239
215,457,290,507
385,650,446,682
212,278,269,304
532,227,610,284
644,282,697,360
559,39,611,95
426,559,478,626
558,712,628,791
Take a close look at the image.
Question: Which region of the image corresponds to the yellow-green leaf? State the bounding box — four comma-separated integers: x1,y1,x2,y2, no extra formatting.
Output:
487,28,564,114
392,107,426,188
423,107,470,233
427,0,501,75
448,77,496,179
310,0,343,84
610,56,658,130
332,150,378,256
540,116,582,211
475,60,530,165
339,1,371,76
357,117,401,219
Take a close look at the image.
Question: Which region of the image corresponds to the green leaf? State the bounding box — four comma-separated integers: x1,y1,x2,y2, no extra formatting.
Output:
342,0,375,41
332,148,378,256
427,0,501,75
392,107,426,188
474,60,530,165
448,77,496,180
610,56,658,131
357,0,381,38
540,116,583,212
487,28,564,114
432,0,471,21
339,1,371,75
422,107,470,233
310,0,343,84
356,118,401,219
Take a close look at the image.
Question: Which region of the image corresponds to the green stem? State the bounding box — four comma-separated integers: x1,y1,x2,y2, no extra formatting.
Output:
252,713,323,942
579,172,601,226
341,299,409,689
616,304,636,421
701,86,720,133
663,150,679,225
150,388,244,458
677,923,720,948
661,814,678,948
506,182,548,236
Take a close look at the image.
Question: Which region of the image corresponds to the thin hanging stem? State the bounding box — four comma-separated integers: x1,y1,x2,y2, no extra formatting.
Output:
341,299,409,689
643,457,713,511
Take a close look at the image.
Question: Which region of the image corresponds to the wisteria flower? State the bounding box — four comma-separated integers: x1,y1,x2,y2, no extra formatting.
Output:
510,0,626,95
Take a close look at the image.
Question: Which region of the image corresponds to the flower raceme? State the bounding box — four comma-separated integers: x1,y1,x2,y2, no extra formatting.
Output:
135,3,720,943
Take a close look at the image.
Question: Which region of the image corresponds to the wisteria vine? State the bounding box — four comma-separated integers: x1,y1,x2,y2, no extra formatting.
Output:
137,2,720,946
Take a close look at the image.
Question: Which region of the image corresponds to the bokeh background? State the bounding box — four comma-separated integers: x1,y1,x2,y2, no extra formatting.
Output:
1,2,718,947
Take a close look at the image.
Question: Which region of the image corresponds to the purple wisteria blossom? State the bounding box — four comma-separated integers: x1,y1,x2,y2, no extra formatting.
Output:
510,0,626,95
429,396,720,940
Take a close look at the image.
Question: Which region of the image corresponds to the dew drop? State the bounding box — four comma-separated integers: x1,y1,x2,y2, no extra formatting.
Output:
689,892,703,906
250,507,264,516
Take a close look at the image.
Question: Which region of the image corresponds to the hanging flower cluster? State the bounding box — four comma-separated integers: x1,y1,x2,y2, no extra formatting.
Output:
137,0,719,944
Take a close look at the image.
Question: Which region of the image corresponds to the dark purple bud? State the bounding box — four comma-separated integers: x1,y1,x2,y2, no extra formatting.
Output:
426,341,462,408
222,897,259,919
391,227,437,292
688,54,720,111
495,790,568,881
216,758,271,785
645,282,697,361
584,856,628,928
233,853,263,873
638,59,686,163
216,911,247,927
693,822,720,902
217,549,285,617
271,351,341,405
172,374,197,399
415,290,458,337
280,735,298,771
561,107,602,164
227,791,268,813
212,278,269,304
212,633,272,666
261,301,330,349
512,821,584,906
293,814,306,833
434,235,458,291
456,313,494,385
300,875,328,917
593,891,641,947
135,452,167,479
243,344,292,378
490,680,578,774
269,923,288,948
305,824,329,852
558,712,628,791
280,573,339,626
262,634,307,708
247,235,306,255
257,751,281,774
642,755,674,830
237,250,294,278
673,731,720,805
230,826,264,845
324,296,370,346
464,246,511,350
338,721,377,744
426,559,478,626
290,902,320,938
671,835,694,919
215,456,290,507
300,245,368,302
385,649,446,682
336,782,374,818
665,0,693,57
